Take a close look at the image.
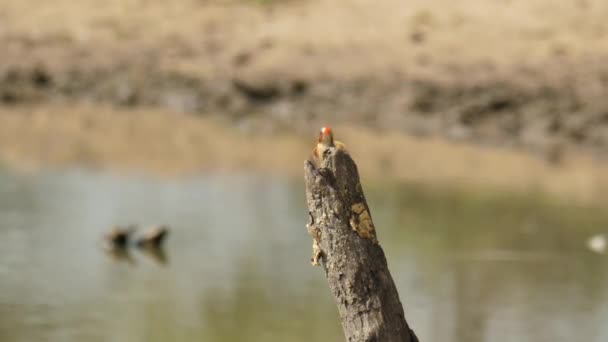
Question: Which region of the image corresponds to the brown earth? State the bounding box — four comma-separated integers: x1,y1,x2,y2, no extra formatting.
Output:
2,0,608,201
2,0,608,157
2,105,608,204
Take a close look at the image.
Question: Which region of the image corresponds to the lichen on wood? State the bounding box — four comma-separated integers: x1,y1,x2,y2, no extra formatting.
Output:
304,148,418,342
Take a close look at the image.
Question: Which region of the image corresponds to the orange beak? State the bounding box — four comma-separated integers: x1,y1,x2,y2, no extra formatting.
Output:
318,126,332,142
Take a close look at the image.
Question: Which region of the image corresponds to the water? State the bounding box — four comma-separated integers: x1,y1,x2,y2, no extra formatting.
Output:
0,168,607,342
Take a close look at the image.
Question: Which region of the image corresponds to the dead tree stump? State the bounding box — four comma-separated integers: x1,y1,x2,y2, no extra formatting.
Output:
304,148,418,342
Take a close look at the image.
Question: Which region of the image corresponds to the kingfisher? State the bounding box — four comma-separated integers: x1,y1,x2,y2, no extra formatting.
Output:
312,126,345,165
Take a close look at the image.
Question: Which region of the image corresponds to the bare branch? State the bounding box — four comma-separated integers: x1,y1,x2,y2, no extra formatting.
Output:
304,148,418,342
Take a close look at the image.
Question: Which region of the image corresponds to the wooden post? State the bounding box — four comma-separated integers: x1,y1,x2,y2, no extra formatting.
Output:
304,148,419,342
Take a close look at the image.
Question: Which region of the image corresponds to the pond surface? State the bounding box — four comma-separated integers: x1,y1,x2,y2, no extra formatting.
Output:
0,168,607,342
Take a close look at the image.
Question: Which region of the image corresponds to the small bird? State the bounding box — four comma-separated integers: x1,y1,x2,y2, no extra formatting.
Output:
135,225,169,248
103,225,136,249
312,126,345,165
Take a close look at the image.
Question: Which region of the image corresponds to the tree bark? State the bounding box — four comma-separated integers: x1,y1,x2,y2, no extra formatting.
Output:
304,148,419,342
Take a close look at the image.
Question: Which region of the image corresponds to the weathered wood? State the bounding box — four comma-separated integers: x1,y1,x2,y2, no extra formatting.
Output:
304,148,418,342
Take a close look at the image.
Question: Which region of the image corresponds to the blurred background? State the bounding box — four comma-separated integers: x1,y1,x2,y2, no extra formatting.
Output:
1,0,608,341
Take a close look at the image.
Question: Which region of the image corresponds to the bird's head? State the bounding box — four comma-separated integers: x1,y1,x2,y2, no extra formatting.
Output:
318,126,334,146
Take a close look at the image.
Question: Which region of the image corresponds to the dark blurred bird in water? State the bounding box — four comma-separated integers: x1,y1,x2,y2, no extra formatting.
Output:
135,225,169,248
312,126,346,165
102,224,169,266
103,225,137,249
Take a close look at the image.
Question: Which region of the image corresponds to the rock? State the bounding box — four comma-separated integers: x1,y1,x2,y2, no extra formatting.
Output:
587,234,606,254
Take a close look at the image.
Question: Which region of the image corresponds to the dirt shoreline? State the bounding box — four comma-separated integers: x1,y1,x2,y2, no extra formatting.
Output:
4,58,608,159
3,0,608,201
2,105,608,204
3,0,608,159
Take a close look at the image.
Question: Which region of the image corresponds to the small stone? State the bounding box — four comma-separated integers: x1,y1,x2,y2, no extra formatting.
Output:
587,234,606,254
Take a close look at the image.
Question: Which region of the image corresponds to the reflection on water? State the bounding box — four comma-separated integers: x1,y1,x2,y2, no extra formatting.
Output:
0,169,607,342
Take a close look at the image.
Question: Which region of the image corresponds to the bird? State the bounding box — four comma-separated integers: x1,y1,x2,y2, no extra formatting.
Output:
135,225,169,248
312,126,345,165
103,225,137,249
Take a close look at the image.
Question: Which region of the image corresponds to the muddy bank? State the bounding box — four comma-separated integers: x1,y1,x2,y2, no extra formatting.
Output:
2,105,608,204
2,0,608,159
4,57,608,160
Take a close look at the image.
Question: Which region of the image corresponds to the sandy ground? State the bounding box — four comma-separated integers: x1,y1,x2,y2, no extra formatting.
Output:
3,0,607,70
2,105,608,204
2,0,608,155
